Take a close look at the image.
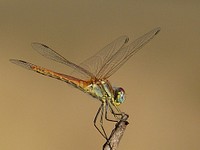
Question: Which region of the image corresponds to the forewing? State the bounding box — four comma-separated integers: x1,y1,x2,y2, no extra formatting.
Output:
73,36,129,79
96,27,161,79
31,43,95,80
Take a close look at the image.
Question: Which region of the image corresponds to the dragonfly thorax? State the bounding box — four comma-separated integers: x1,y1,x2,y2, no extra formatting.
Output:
86,80,125,106
86,80,112,101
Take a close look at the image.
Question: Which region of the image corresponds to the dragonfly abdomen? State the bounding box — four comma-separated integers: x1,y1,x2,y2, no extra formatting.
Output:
30,65,88,90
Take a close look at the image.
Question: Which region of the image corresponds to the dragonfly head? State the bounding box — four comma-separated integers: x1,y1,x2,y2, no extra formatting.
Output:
113,87,125,106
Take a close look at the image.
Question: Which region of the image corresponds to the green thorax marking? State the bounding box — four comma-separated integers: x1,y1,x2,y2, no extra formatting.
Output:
86,80,114,103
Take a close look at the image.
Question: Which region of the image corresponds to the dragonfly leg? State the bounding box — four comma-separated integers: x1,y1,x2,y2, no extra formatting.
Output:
104,101,119,122
93,103,108,139
105,101,129,122
112,104,129,121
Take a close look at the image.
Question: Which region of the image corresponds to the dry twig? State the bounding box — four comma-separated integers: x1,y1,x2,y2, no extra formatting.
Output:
103,114,129,150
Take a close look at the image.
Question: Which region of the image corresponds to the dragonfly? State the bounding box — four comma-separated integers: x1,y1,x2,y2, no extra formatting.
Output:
10,27,160,139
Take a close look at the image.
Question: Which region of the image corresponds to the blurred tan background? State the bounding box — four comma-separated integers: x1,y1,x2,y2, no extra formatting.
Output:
1,0,200,150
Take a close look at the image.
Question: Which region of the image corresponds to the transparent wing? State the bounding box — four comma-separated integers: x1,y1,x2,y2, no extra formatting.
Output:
97,27,161,79
31,43,95,80
10,59,36,70
72,35,129,80
80,27,161,79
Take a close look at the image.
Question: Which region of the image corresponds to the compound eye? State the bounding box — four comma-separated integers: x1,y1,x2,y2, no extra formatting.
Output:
114,87,125,105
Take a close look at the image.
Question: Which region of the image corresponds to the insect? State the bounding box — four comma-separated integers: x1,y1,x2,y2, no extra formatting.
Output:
10,27,160,139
